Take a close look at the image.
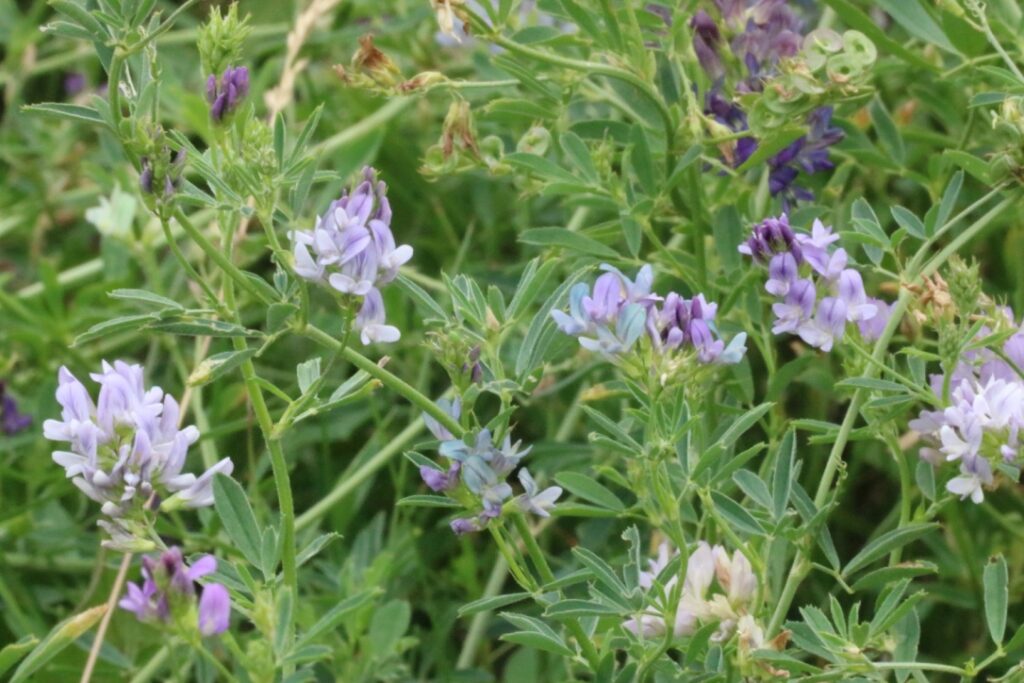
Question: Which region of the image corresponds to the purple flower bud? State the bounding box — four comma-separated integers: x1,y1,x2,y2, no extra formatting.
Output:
207,66,250,122
450,517,481,535
139,158,154,194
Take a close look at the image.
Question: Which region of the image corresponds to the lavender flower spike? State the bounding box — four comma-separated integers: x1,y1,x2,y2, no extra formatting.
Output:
0,382,32,435
198,584,232,636
289,167,412,345
44,362,234,546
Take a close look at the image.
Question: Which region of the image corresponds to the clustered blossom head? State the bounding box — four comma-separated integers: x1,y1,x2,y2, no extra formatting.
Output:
691,0,844,205
740,215,890,352
290,167,413,345
418,398,562,533
552,264,746,365
43,361,234,550
1,381,31,435
119,547,231,637
624,540,759,643
910,313,1024,503
206,66,249,122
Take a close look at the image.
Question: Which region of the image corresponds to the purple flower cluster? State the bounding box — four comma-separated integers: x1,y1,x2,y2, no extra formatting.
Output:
290,167,413,345
418,399,562,534
551,264,746,364
0,381,31,435
740,215,889,352
910,314,1024,503
693,1,844,204
206,66,249,122
120,547,231,636
43,361,233,548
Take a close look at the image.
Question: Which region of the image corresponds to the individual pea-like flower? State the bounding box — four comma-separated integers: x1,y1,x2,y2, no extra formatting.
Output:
43,362,234,549
552,264,746,365
206,66,249,122
742,215,890,352
909,311,1024,503
119,547,231,636
625,540,760,642
0,381,31,435
515,468,562,518
289,167,413,345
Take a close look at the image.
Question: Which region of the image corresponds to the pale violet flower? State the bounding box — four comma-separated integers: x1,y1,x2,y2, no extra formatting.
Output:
44,362,234,549
515,468,562,517
289,167,412,345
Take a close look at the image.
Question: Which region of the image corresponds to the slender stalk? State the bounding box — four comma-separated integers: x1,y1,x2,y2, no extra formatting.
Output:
300,324,464,438
511,515,601,671
80,553,133,683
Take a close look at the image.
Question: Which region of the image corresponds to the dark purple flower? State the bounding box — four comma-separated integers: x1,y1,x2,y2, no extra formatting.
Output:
0,382,31,435
206,66,250,122
767,107,844,206
450,517,481,535
691,11,724,79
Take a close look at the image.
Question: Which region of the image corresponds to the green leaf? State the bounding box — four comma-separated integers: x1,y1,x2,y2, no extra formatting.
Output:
772,429,796,521
11,605,107,683
835,377,908,393
629,125,657,189
842,523,939,577
737,126,804,172
187,349,257,387
890,206,926,240
296,532,341,567
108,288,184,309
554,471,625,511
296,357,321,395
368,600,410,656
572,547,627,594
297,589,379,648
710,491,767,536
395,494,461,508
519,227,618,259
874,0,958,54
983,554,1009,645
560,131,599,183
850,561,938,592
942,150,991,184
24,101,108,126
147,318,259,338
544,599,622,619
213,474,263,568
505,152,584,186
501,631,574,657
73,313,158,346
0,637,38,678
935,170,964,234
395,273,449,323
732,470,772,510
507,258,558,323
869,96,905,166
458,592,531,617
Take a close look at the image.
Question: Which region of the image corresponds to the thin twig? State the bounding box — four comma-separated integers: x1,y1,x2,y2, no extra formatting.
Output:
79,552,133,683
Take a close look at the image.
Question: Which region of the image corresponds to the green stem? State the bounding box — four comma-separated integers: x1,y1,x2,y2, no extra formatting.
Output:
886,433,914,565
511,515,601,671
300,324,464,438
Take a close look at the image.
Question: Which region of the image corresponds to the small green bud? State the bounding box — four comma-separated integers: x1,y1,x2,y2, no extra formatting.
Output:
198,3,252,77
